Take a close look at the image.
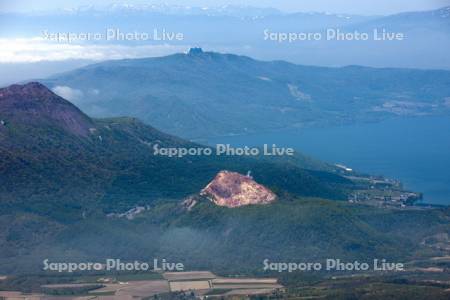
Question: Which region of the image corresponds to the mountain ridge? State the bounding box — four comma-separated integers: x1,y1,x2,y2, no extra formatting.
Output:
42,50,450,139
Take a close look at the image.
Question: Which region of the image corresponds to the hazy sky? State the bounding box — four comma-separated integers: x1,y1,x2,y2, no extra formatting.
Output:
1,0,449,15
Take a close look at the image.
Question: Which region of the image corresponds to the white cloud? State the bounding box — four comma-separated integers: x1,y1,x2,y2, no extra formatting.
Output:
90,89,100,95
0,37,189,63
52,85,84,102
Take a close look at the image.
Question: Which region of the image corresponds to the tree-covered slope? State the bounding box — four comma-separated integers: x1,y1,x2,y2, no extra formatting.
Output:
0,83,449,276
2,198,449,275
0,82,350,219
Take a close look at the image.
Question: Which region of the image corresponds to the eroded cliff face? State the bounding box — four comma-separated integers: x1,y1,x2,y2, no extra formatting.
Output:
201,171,277,208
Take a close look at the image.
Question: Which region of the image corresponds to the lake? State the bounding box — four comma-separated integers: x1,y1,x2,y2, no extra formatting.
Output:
205,116,450,205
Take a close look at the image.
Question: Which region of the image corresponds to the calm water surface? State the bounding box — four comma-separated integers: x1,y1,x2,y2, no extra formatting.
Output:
206,116,450,205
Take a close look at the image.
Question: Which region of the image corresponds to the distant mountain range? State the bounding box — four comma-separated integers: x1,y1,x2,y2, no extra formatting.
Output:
15,4,450,20
42,48,450,139
1,6,449,69
56,4,285,18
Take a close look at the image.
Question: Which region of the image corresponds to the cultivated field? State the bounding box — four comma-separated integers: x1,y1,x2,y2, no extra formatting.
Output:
0,291,44,299
163,271,216,281
91,280,169,298
169,280,211,291
212,284,283,289
211,278,282,290
225,288,277,296
0,272,280,299
212,278,278,284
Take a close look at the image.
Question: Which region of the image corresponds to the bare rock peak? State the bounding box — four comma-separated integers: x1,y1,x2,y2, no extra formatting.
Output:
0,82,55,99
201,170,277,208
0,82,94,136
188,47,204,55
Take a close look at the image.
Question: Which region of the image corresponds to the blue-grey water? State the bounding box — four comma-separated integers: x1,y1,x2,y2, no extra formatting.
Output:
205,116,450,205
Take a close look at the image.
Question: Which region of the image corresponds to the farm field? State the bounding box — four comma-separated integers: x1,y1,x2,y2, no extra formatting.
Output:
0,272,281,299
169,280,211,292
163,271,216,281
212,278,278,284
166,272,282,296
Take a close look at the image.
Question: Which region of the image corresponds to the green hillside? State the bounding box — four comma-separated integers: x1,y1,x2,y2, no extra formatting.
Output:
0,82,350,219
1,83,448,278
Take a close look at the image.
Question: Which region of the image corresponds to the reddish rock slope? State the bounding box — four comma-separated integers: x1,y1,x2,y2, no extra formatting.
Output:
201,171,277,208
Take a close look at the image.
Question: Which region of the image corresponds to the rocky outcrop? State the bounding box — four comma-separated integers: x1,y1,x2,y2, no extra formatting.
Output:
201,171,276,208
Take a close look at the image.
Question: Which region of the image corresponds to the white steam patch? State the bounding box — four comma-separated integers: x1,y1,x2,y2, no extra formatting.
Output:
52,85,84,102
